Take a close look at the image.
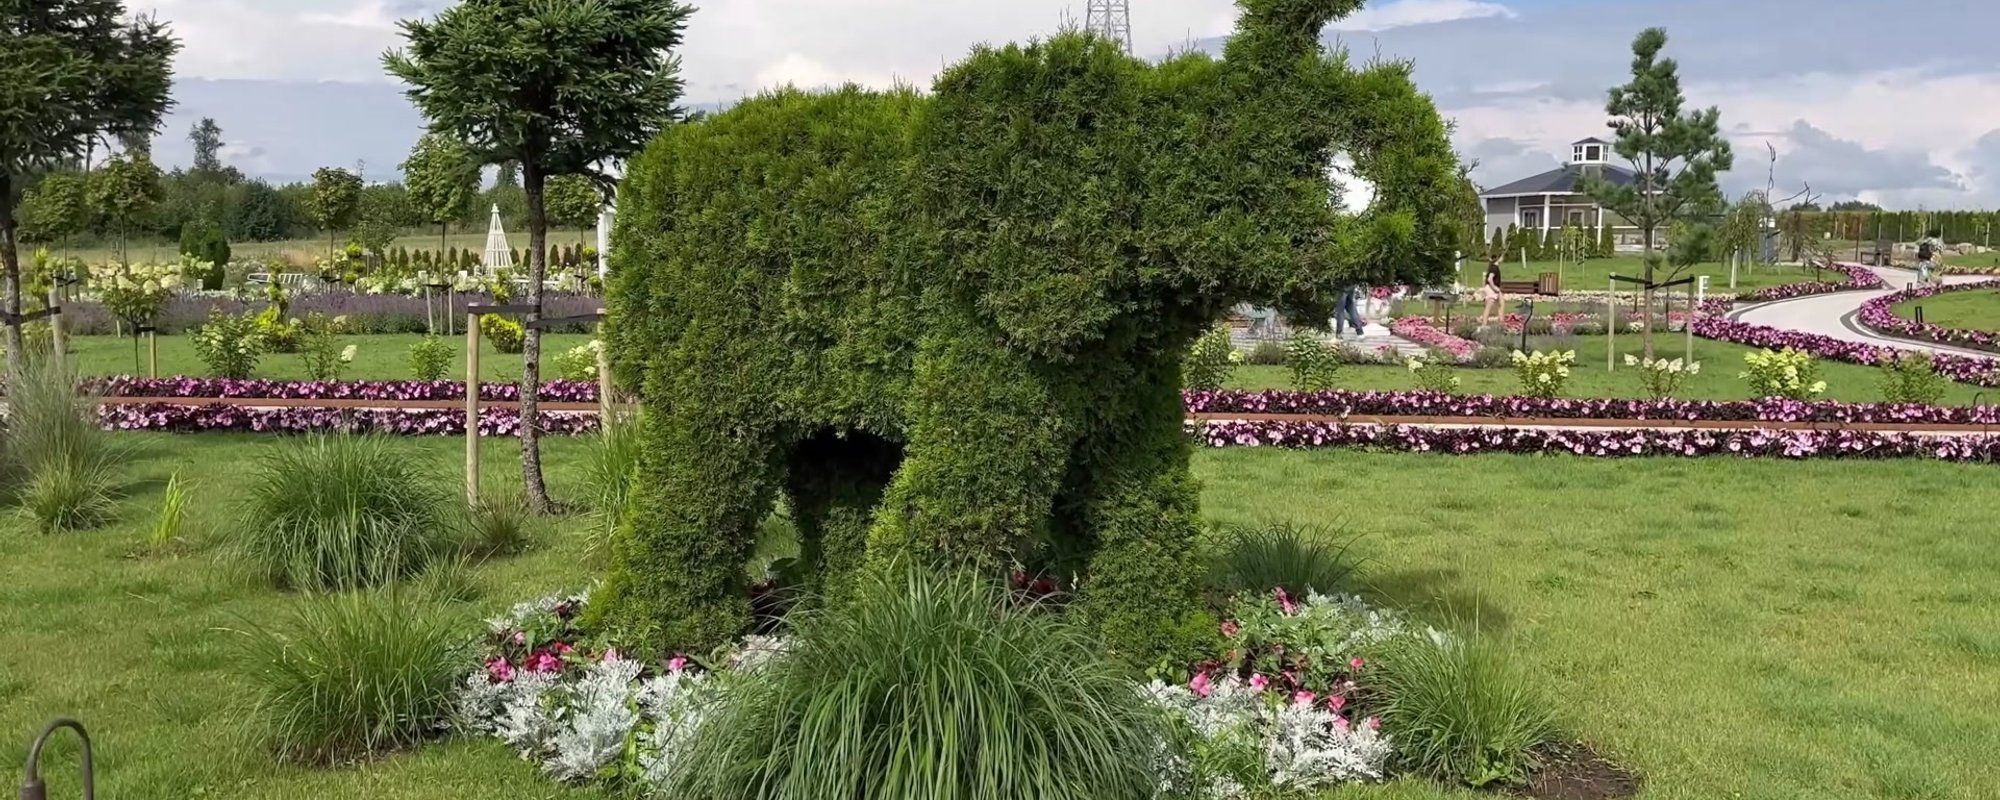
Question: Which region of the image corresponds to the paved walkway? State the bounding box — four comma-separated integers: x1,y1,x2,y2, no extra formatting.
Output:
1730,266,1997,359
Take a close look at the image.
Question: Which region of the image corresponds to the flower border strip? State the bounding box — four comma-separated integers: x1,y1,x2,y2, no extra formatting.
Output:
1181,389,2000,425
1387,316,1478,362
98,403,601,436
81,376,601,403
1191,420,2000,463
1856,280,2000,354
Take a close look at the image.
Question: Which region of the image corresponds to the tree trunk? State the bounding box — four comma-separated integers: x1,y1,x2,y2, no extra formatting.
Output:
519,161,553,513
1641,223,1656,360
0,174,23,378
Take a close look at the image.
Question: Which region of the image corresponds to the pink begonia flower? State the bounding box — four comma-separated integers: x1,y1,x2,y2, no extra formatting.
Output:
602,648,622,663
1189,672,1214,698
1333,715,1350,732
485,657,515,683
1220,620,1240,637
1291,691,1316,708
1364,716,1381,731
512,630,526,644
1273,587,1297,615
1249,673,1269,692
667,656,689,673
528,650,562,673
1350,657,1365,670
553,641,574,655
1327,695,1346,712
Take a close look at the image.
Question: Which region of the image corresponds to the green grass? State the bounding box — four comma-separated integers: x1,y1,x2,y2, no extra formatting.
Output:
67,332,596,383
1893,288,2000,334
1943,250,2000,270
4,438,1999,798
1476,255,1822,294
1225,335,1995,405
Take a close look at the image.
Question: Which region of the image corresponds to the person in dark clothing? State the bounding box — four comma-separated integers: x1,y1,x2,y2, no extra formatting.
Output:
1333,283,1366,337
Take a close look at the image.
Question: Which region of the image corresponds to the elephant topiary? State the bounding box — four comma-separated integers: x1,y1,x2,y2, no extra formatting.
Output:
593,0,1465,662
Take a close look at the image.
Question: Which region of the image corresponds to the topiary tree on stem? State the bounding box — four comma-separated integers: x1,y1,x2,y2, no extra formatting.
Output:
386,0,693,513
589,0,1465,663
402,133,479,259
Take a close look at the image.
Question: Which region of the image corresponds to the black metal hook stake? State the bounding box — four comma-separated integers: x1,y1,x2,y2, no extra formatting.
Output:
20,718,93,800
1517,298,1535,353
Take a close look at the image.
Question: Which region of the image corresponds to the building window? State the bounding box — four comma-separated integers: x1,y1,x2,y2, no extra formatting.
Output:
1522,210,1541,229
1567,210,1587,227
1585,145,1603,161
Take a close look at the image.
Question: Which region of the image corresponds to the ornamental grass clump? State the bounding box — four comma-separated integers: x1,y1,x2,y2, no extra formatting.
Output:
1624,354,1700,400
10,357,120,533
1210,523,1361,596
239,588,468,764
239,435,456,590
1371,632,1558,788
1741,347,1826,400
1509,350,1575,399
666,567,1165,800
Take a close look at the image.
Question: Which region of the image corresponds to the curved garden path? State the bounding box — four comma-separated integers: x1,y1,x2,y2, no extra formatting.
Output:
1729,265,1996,359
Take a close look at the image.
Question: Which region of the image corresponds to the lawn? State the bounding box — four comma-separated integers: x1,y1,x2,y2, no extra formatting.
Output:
4,437,1997,799
1475,256,1824,294
1893,288,2000,334
1226,335,1993,405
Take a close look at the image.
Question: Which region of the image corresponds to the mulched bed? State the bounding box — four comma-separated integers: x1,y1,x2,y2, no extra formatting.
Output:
1518,742,1640,800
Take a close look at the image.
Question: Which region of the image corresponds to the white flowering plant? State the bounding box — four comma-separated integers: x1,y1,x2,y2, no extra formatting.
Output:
1623,354,1701,399
1405,356,1460,393
1509,349,1575,399
1740,348,1827,400
89,262,182,332
553,340,604,382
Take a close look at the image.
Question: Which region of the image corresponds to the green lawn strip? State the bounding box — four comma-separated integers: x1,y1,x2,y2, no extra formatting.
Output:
6,439,1999,798
1226,336,1991,405
1891,289,2000,334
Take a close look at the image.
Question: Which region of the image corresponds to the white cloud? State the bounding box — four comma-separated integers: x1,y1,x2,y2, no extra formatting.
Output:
1331,0,1515,31
752,54,903,93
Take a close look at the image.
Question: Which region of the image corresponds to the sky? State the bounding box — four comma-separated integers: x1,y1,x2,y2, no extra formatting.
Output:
129,0,2000,209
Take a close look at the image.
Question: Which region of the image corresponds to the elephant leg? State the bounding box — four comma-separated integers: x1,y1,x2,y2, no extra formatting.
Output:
1075,373,1210,666
784,430,902,596
589,407,787,656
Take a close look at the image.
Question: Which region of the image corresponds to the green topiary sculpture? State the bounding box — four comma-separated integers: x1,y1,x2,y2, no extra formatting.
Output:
593,0,1463,663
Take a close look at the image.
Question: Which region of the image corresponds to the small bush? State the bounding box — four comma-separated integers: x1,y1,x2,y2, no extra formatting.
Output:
1183,325,1238,391
239,589,468,764
1373,634,1558,788
668,568,1165,800
481,315,525,355
1509,349,1575,399
297,314,354,382
240,435,456,590
463,494,531,558
1740,347,1825,400
1244,339,1287,366
409,335,456,382
255,306,302,353
1624,354,1701,400
191,309,264,379
9,357,112,479
1209,522,1360,596
1406,355,1461,393
1467,346,1513,369
553,339,602,382
21,459,117,534
1285,333,1341,391
1878,352,1947,405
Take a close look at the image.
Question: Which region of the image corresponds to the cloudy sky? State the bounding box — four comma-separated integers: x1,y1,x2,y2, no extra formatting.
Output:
131,0,2000,208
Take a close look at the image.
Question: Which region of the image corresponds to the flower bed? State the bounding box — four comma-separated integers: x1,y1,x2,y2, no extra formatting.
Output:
1182,389,2000,425
1731,262,1884,302
1856,280,2000,354
1387,316,1478,362
1943,264,2000,276
85,375,601,403
98,403,601,436
1191,420,2000,463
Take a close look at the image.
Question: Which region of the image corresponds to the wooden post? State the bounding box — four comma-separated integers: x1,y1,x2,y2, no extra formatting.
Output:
595,323,614,422
147,330,158,377
1606,277,1616,372
47,287,64,360
1685,282,1695,365
465,311,481,507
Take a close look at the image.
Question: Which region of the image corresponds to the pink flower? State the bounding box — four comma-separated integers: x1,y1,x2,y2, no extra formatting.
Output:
553,641,574,655
527,650,562,673
1327,695,1347,712
1190,672,1214,698
601,648,622,663
1220,620,1240,637
1249,673,1270,692
667,655,689,673
512,630,526,644
484,656,515,683
1291,690,1317,707
1349,657,1365,670
1333,715,1350,732
1364,716,1381,731
1274,587,1297,616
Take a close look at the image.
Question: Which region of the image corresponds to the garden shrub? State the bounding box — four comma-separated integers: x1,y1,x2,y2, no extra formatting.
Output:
1878,352,1947,405
1244,339,1287,366
1209,522,1359,596
297,314,355,381
9,357,118,532
1372,633,1558,788
21,459,118,534
594,4,1465,661
190,309,264,379
1406,355,1460,393
239,435,456,590
1285,333,1340,391
1184,325,1239,391
481,314,524,355
553,339,602,382
255,305,302,353
409,335,455,382
463,494,532,558
240,589,467,764
1741,347,1826,400
666,568,1166,800
1624,354,1700,400
1509,350,1574,398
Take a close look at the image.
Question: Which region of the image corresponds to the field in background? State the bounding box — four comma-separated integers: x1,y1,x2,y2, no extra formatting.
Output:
50,226,599,267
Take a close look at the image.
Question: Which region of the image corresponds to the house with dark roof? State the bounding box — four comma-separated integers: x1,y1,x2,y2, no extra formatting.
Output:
1479,137,1641,247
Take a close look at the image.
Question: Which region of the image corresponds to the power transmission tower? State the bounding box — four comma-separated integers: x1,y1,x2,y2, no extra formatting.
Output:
1085,0,1133,55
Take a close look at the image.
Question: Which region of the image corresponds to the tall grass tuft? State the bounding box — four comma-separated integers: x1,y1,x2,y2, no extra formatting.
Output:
1209,522,1361,595
462,494,531,558
668,567,1166,800
9,357,119,532
239,435,455,590
1371,633,1559,788
145,471,194,552
238,589,468,764
581,411,642,560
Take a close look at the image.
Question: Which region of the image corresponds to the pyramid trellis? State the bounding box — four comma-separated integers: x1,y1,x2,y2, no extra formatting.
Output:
482,204,514,272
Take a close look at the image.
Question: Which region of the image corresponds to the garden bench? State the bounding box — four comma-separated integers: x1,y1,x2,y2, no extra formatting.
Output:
1497,272,1560,296
1866,238,1893,266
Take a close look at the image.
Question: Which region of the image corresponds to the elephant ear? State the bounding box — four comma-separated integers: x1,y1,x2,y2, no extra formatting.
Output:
912,34,1147,360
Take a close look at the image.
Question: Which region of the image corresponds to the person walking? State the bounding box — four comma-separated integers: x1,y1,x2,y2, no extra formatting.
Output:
1333,283,1366,338
1477,254,1504,328
1915,230,1946,287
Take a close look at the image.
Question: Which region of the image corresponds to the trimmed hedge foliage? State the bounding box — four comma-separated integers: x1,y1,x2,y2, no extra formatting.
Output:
594,0,1463,663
